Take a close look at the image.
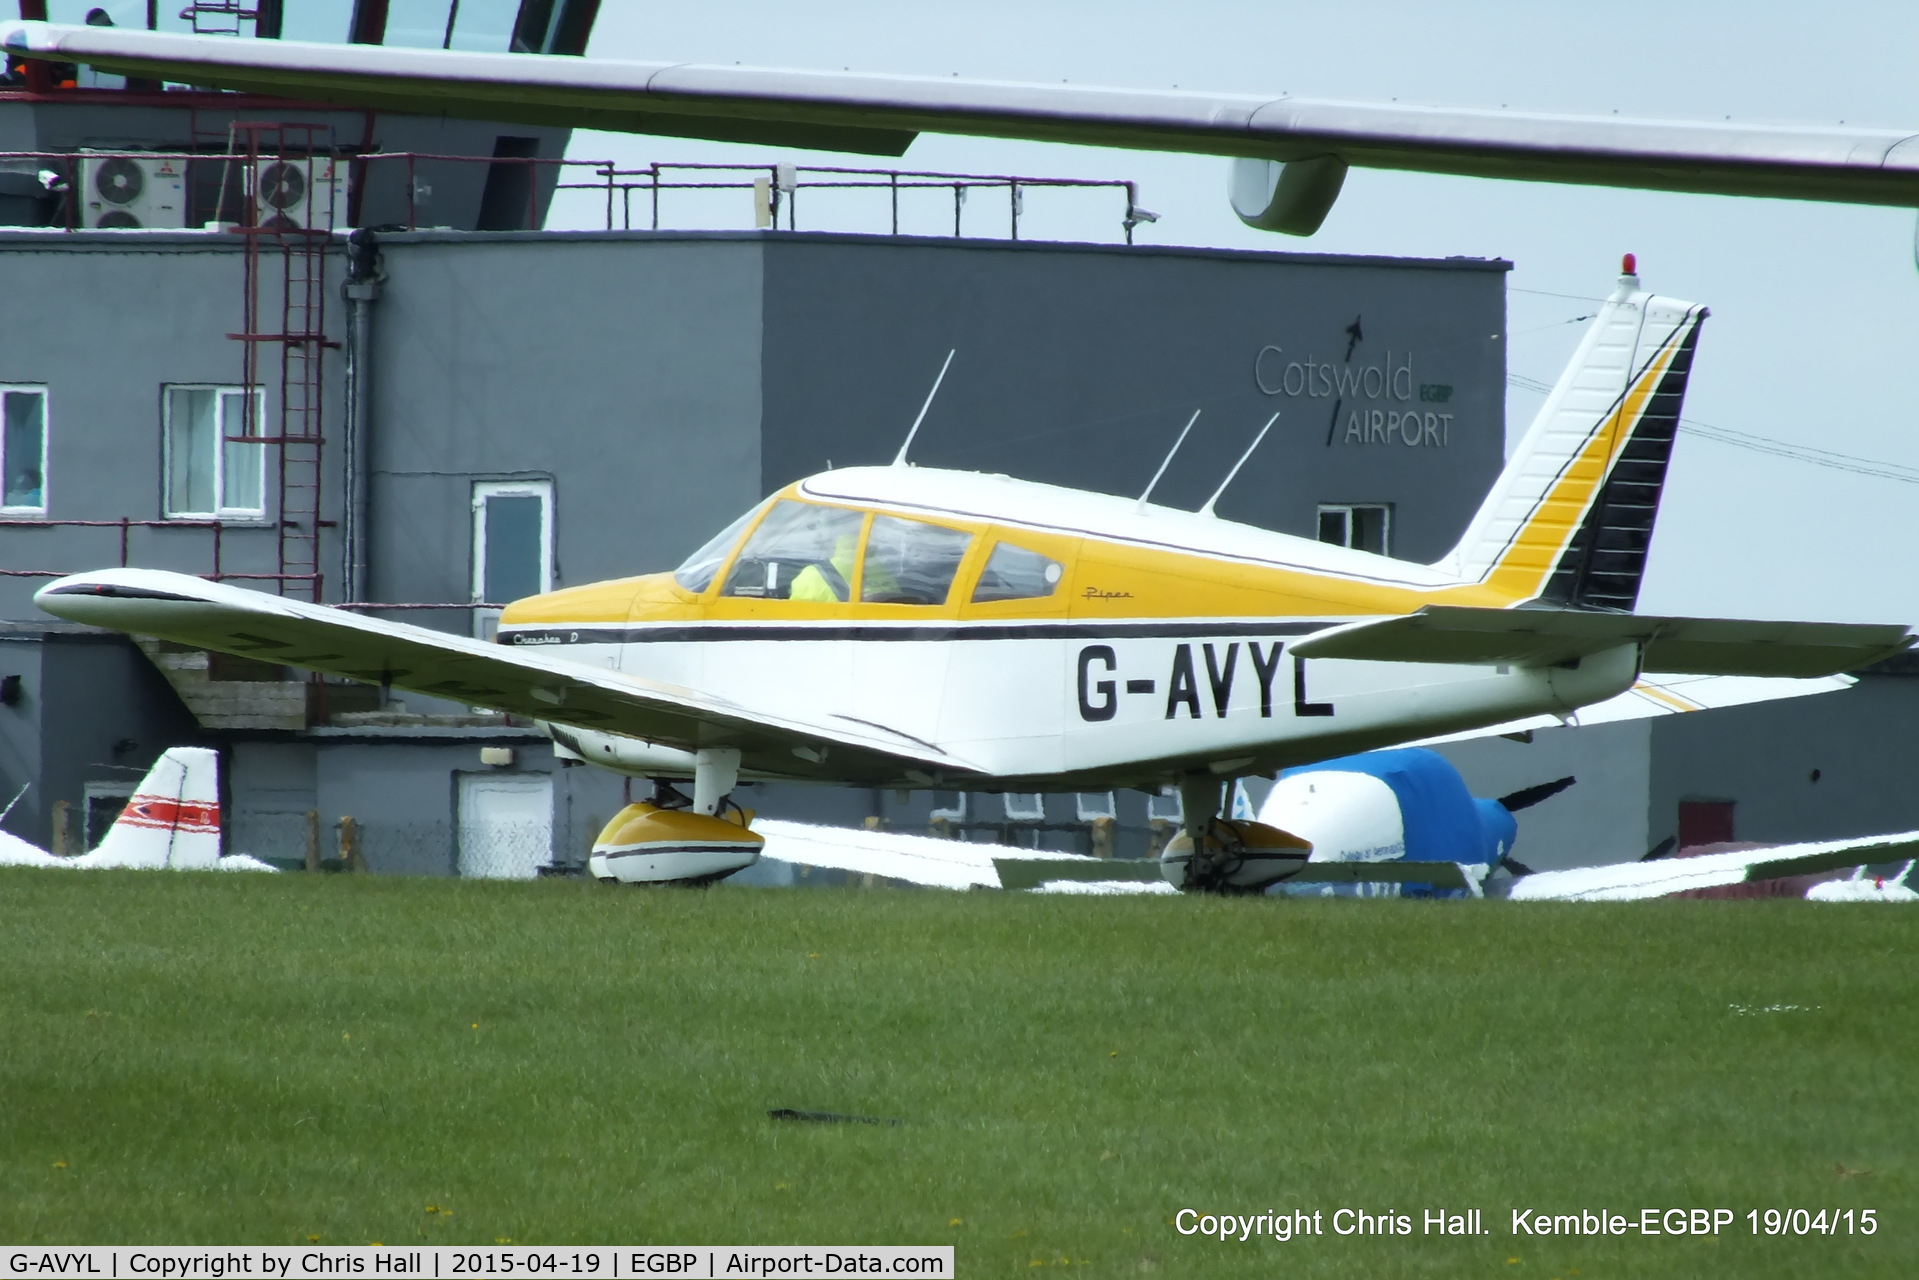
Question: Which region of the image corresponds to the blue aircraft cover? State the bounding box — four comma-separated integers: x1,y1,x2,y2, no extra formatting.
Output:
1282,747,1500,864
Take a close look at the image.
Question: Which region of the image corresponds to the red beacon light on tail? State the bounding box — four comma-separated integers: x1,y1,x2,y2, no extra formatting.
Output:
1622,252,1638,275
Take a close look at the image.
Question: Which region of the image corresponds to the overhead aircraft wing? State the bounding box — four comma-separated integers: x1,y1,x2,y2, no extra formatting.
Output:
1289,606,1912,678
1505,832,1919,902
1406,671,1857,749
35,569,980,783
8,22,1919,206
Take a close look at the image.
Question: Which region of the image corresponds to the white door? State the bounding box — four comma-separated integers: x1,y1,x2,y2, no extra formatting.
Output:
457,773,553,879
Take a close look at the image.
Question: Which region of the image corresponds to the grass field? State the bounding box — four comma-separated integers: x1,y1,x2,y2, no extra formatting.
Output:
0,868,1912,1277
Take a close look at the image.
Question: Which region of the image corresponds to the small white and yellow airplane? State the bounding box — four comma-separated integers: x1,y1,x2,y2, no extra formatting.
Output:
35,264,1913,890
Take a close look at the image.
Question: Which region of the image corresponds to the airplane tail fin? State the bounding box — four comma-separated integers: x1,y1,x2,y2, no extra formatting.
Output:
1438,258,1707,610
72,747,222,870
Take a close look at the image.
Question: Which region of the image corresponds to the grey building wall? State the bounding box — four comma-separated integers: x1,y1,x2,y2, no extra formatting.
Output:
1645,675,1919,849
761,238,1508,559
0,232,345,619
365,235,766,606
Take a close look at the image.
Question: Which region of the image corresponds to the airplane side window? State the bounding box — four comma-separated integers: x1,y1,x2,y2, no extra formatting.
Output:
971,541,1063,602
673,499,770,593
860,516,972,605
719,500,865,601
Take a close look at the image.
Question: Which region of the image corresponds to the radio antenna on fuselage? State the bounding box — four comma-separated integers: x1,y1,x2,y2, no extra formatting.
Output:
892,348,957,466
1198,412,1279,517
1136,409,1201,511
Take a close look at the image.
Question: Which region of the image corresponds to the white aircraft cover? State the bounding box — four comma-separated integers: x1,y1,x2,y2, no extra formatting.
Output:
7,22,1919,207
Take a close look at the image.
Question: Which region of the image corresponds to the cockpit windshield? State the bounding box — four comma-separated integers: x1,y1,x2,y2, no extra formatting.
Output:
672,498,771,593
720,500,866,601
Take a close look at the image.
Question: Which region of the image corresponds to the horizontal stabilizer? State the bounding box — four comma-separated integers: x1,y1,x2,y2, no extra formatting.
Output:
1406,670,1855,749
1291,606,1911,678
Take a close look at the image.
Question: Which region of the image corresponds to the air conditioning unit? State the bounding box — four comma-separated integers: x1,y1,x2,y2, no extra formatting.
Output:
81,153,187,229
250,157,344,231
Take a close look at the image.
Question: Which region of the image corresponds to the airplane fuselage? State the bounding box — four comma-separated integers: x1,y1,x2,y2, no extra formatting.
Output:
498,466,1636,790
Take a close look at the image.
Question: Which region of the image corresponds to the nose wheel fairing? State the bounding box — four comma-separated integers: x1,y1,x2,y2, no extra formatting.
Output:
1160,816,1313,893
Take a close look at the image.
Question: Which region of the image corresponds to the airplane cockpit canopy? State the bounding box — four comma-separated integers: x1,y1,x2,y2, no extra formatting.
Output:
676,496,1065,607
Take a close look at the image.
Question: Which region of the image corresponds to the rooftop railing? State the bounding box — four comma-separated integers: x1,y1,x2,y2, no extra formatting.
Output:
0,149,1156,243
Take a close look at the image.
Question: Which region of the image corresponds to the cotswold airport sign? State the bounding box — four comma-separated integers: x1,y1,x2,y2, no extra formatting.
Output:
1255,345,1456,447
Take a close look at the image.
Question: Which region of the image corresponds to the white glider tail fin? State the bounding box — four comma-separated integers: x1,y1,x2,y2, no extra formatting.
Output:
72,746,222,870
1440,261,1707,609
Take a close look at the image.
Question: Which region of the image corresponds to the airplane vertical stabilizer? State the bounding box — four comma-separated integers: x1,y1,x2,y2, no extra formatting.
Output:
73,747,222,870
1438,261,1706,610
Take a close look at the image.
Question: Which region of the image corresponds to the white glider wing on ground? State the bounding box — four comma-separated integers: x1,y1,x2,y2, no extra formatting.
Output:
1806,862,1917,902
753,819,1110,891
1505,834,1919,902
7,21,1919,230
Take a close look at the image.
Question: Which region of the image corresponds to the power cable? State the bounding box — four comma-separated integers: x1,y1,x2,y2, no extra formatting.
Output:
1507,374,1919,485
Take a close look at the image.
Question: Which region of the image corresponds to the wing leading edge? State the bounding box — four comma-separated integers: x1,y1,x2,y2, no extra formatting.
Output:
35,569,978,784
8,22,1919,205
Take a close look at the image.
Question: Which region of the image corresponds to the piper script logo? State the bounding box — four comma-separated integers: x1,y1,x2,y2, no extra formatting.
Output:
1255,344,1455,448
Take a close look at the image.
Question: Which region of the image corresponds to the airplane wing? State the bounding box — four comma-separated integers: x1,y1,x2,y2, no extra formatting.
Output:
8,22,1919,208
753,818,1137,890
1505,832,1919,902
1406,671,1857,748
1289,607,1912,678
35,569,980,784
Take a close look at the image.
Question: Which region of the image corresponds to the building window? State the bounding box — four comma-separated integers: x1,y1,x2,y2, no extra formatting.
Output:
164,386,264,518
1317,503,1392,555
1147,787,1183,824
929,791,967,823
472,481,554,606
1075,792,1117,822
1002,793,1046,822
1,386,47,512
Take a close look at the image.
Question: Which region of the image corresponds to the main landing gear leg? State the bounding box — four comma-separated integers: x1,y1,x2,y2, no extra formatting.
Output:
692,747,742,817
1178,774,1233,893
